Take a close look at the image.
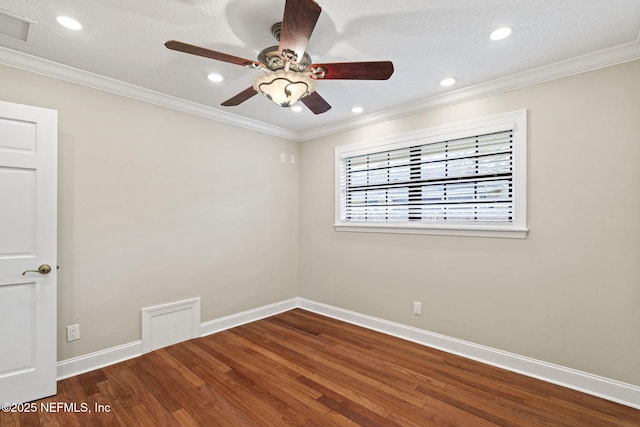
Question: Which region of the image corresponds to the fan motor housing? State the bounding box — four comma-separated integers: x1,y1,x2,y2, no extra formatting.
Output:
257,45,312,72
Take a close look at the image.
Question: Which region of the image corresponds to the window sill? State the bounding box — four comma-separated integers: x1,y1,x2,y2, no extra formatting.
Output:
334,222,528,239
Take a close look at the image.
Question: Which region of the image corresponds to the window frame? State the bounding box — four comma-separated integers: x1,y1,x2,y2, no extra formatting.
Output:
334,109,528,238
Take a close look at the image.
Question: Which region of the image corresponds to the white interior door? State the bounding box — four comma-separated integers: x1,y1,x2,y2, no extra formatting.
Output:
0,100,57,404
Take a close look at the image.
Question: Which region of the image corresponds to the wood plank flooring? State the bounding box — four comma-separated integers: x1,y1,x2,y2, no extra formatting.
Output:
2,309,638,426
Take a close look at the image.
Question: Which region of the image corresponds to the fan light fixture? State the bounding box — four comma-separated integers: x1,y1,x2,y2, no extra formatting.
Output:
164,0,394,114
253,69,314,107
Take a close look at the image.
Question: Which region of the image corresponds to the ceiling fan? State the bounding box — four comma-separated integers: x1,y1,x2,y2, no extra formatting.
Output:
164,0,394,114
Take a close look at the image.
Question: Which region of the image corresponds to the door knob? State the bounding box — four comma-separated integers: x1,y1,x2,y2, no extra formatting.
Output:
22,264,52,275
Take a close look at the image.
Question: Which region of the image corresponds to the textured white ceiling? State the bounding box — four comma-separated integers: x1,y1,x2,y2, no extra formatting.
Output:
1,0,639,137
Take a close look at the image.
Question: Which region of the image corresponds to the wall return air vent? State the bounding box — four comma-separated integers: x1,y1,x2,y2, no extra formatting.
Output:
0,9,36,42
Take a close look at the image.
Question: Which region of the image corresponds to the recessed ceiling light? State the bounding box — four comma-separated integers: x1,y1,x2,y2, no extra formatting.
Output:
56,16,82,30
490,27,512,41
291,105,303,112
352,107,363,114
440,78,456,87
207,73,223,82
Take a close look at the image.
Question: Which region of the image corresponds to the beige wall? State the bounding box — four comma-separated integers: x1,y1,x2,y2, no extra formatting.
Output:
299,60,640,386
1,60,638,387
0,65,300,360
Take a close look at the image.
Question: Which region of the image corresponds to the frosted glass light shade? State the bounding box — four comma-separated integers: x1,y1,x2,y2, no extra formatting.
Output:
254,70,315,107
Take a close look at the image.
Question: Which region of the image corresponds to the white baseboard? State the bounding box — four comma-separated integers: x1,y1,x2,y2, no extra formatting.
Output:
297,298,640,410
56,298,298,380
57,341,142,380
199,298,299,337
56,297,640,410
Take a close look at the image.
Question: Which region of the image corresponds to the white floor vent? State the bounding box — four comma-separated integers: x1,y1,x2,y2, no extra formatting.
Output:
141,297,201,353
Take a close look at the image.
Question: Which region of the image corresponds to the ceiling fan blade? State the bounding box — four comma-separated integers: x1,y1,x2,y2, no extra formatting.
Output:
278,0,321,63
165,40,263,69
221,87,258,106
301,91,331,115
309,61,394,80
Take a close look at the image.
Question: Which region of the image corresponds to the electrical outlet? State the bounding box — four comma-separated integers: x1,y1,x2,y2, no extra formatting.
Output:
413,301,422,315
66,324,80,342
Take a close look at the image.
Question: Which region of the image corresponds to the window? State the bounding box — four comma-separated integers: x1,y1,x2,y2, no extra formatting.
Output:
335,110,527,238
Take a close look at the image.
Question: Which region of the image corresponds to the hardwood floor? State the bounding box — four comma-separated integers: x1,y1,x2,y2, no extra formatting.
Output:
2,309,638,426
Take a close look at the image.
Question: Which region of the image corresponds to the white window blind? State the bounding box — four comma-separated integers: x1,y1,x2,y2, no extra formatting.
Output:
335,110,527,238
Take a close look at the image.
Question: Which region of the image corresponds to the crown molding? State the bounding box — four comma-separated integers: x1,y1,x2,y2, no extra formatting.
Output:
0,46,299,141
1,34,639,143
298,35,640,141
